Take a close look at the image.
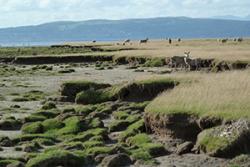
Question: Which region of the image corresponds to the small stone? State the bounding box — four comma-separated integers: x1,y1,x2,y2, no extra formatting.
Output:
0,136,13,147
176,141,194,155
95,154,108,163
100,153,132,167
10,105,21,108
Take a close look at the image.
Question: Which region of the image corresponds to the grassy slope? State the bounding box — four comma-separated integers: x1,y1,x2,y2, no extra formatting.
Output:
145,70,250,121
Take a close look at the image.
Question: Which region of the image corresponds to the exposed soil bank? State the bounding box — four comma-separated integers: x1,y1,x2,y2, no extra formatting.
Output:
117,80,178,102
14,55,113,64
144,113,201,141
61,78,178,104
0,57,15,63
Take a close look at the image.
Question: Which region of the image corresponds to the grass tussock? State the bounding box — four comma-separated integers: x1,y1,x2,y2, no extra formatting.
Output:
146,70,250,121
74,77,178,104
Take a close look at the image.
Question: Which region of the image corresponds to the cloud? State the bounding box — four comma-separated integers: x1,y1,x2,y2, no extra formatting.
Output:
0,0,249,27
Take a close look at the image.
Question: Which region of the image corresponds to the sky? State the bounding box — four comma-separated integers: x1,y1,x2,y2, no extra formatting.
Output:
0,0,250,28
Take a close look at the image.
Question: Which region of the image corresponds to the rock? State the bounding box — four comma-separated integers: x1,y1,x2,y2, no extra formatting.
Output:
89,111,109,119
10,105,21,108
95,154,108,163
143,143,168,157
15,146,23,151
134,69,144,72
0,119,22,130
108,120,131,132
100,153,132,167
176,141,194,155
23,142,42,153
198,116,222,130
195,119,250,158
0,136,13,147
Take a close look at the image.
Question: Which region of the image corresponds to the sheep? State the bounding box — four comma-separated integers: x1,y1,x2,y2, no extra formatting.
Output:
169,52,190,69
140,38,149,44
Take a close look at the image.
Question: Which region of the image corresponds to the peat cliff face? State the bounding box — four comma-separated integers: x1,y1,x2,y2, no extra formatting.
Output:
144,113,201,142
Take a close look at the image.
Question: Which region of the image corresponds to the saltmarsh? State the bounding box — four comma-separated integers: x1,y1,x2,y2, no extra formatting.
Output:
146,70,250,121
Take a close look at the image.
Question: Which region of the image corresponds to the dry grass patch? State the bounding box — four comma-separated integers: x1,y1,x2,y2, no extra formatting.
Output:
146,70,250,120
71,39,250,62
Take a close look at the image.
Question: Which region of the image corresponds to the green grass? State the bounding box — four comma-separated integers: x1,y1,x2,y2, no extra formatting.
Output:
0,46,92,57
61,80,110,98
0,94,5,101
109,114,141,132
89,118,103,129
69,128,107,142
41,102,57,110
75,89,115,104
32,138,56,146
144,58,165,67
56,116,84,135
22,116,83,136
0,160,22,167
86,146,114,156
42,119,65,132
113,111,130,120
26,149,86,167
82,140,104,149
75,77,178,104
0,65,56,77
196,126,236,155
119,119,145,141
75,105,97,115
12,90,47,102
126,133,152,146
22,122,43,134
12,134,57,144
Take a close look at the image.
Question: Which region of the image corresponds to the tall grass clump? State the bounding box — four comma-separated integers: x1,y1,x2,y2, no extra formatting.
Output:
146,70,250,121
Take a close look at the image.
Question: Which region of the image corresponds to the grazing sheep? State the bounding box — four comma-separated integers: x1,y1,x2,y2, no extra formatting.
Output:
169,38,172,44
124,39,131,43
140,38,149,44
237,38,243,42
169,52,190,69
123,39,131,45
221,39,228,43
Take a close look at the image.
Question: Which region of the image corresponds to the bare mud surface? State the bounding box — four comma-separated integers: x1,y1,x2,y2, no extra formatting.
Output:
0,63,234,166
155,154,228,167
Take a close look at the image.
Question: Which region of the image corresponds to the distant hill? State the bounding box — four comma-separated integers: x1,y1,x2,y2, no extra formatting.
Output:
0,17,250,45
212,15,250,21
